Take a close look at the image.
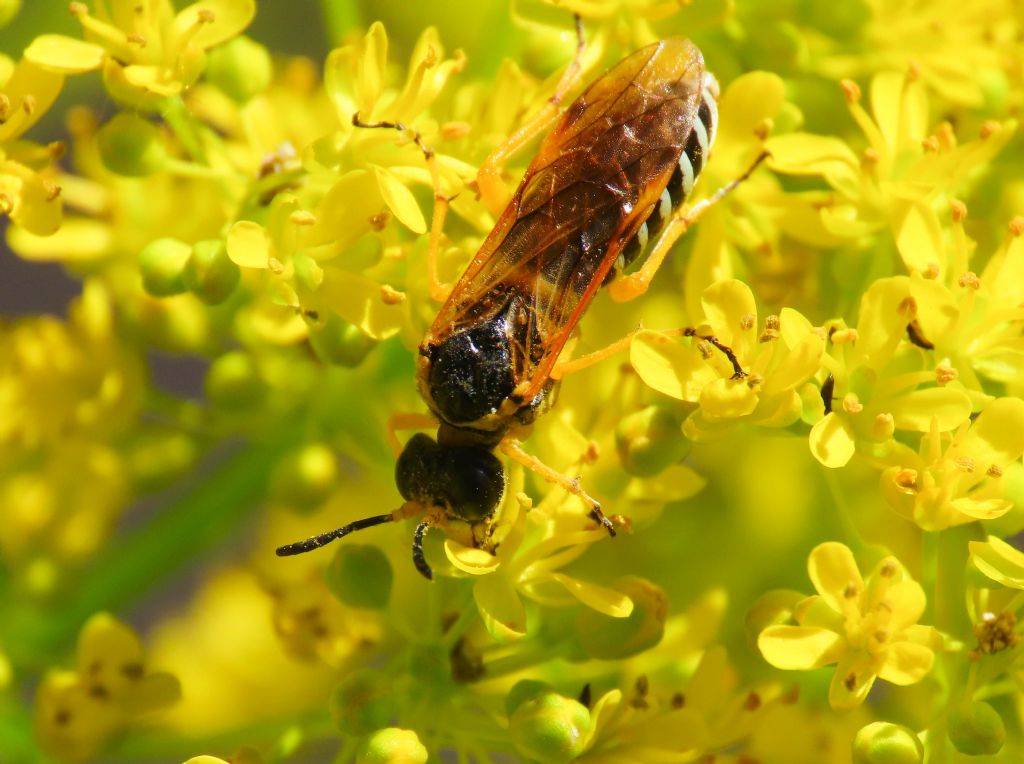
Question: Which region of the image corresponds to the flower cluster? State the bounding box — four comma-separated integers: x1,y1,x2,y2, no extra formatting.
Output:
2,0,1024,763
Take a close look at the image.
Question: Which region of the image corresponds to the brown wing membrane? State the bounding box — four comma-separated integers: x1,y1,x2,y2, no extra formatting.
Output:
428,38,706,399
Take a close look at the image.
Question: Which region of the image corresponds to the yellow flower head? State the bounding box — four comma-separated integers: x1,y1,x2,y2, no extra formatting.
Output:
758,542,938,709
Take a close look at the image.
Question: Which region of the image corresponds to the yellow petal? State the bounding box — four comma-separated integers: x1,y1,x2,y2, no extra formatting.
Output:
764,133,861,199
870,71,906,154
884,580,927,631
954,397,1024,468
356,22,388,118
808,542,863,610
878,641,934,685
446,540,500,575
547,573,633,618
318,268,406,340
949,497,1012,521
24,35,105,74
374,165,426,234
910,271,958,343
312,169,382,251
757,625,843,669
854,276,911,371
828,652,876,709
892,200,944,272
7,219,112,262
473,575,528,642
130,671,181,712
225,220,271,268
761,332,823,396
809,413,856,468
624,464,706,504
630,330,714,402
892,388,972,432
701,278,756,348
699,377,759,419
121,64,182,96
969,536,1024,589
174,0,256,51
0,60,65,142
717,71,786,146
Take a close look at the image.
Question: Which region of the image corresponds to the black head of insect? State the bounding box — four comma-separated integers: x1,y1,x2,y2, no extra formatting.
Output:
275,433,506,580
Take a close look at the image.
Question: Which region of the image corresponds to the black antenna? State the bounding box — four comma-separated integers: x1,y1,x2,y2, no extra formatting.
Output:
275,514,396,556
412,520,434,580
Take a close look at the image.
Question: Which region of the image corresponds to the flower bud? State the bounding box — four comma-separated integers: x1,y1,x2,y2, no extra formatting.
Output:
205,351,265,409
326,544,392,609
852,722,923,763
330,670,396,736
509,692,591,764
97,113,166,176
615,405,688,476
184,239,241,305
574,577,666,660
205,36,273,103
355,728,428,764
948,701,1005,755
270,443,337,509
139,238,190,296
308,313,378,367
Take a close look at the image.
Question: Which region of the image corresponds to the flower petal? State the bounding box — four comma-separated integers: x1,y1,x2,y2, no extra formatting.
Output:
758,625,843,669
473,575,527,642
969,536,1024,589
374,165,426,234
878,641,934,685
891,387,972,433
809,413,856,468
226,220,271,268
173,0,256,51
808,542,863,610
24,35,105,74
547,573,633,618
699,377,759,419
630,330,714,402
828,652,877,709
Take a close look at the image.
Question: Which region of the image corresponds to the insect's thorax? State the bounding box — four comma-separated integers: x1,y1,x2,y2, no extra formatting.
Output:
417,288,553,439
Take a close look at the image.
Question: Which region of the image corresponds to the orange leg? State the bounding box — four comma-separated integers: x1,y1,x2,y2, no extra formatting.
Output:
352,113,451,303
609,150,771,303
500,437,615,536
474,15,587,215
386,411,438,457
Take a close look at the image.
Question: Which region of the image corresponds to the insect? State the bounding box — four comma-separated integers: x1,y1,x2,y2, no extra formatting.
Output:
278,34,765,578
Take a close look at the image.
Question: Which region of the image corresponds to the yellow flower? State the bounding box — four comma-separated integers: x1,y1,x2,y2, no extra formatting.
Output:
758,542,938,709
34,613,180,762
880,397,1024,530
767,70,1016,273
24,0,255,109
1,57,64,234
630,279,824,439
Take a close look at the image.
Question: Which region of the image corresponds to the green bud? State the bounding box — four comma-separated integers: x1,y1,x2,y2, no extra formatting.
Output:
852,722,923,764
574,577,667,660
948,701,1005,756
355,728,428,764
184,239,240,305
139,238,191,296
205,36,273,103
97,113,166,176
330,670,397,736
326,544,392,609
205,351,265,409
270,443,337,509
506,679,554,717
615,405,688,476
308,313,378,367
509,692,592,764
0,0,22,28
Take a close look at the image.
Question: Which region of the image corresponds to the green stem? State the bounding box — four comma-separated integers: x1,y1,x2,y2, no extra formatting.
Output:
1,433,297,668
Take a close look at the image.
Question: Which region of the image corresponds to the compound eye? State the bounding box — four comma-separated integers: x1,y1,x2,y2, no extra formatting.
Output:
443,447,506,522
